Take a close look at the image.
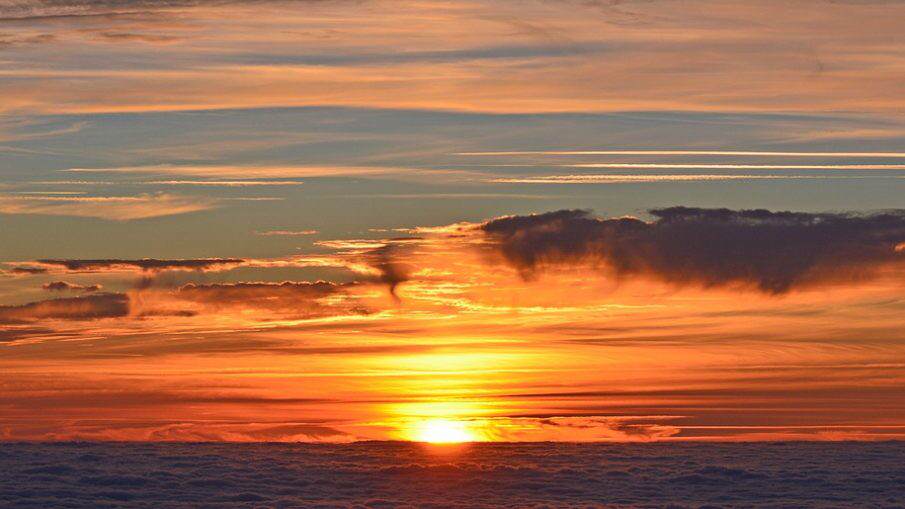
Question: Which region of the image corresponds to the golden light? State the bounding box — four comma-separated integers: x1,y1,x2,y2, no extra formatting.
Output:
412,418,475,443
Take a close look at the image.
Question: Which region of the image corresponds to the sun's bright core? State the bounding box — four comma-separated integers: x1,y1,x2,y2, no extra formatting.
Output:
412,419,475,443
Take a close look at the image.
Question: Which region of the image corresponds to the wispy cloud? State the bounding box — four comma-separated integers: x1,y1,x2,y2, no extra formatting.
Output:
2,1,905,115
35,258,245,272
571,163,905,170
489,174,894,184
61,165,392,178
0,193,217,220
59,164,473,181
458,150,905,157
25,179,305,187
255,230,318,236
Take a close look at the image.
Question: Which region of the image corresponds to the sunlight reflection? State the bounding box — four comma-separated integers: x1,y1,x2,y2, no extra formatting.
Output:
411,418,476,443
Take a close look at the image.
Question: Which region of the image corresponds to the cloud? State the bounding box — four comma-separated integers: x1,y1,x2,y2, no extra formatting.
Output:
36,257,245,272
61,165,419,178
0,0,287,20
572,163,905,170
0,279,365,324
0,293,128,323
171,280,363,318
4,0,904,116
0,193,217,220
364,244,411,301
2,266,48,275
42,281,102,292
0,326,62,344
21,239,417,300
27,180,306,187
481,208,905,293
458,150,905,157
489,174,886,184
254,229,318,236
84,30,184,44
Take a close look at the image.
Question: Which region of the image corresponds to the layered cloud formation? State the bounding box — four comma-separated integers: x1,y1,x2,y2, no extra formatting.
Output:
2,0,904,115
36,258,245,272
0,293,128,323
42,281,101,292
1,207,905,442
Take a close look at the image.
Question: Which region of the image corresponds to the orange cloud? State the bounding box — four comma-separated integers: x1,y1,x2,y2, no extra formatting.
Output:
0,193,217,220
2,0,904,115
42,281,102,292
0,293,128,323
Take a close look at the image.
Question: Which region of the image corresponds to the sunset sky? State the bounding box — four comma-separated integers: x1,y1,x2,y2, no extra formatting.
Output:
1,0,905,443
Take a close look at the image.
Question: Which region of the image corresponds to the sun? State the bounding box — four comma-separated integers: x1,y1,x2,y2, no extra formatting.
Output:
412,418,475,443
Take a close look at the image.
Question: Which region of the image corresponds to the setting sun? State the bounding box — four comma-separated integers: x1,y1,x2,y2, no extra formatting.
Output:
412,419,476,443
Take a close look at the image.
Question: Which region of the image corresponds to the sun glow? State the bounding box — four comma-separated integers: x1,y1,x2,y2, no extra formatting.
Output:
412,419,476,443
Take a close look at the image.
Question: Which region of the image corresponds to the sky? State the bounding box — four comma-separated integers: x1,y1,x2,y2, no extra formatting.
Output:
1,0,905,443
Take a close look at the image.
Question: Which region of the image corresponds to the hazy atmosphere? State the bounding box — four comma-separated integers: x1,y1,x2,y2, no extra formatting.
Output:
1,0,904,506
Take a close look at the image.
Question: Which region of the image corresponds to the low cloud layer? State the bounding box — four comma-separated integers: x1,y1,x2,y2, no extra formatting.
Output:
0,0,290,20
173,280,363,318
482,207,905,293
0,293,128,323
0,279,362,324
42,281,102,292
36,258,245,272
3,266,47,275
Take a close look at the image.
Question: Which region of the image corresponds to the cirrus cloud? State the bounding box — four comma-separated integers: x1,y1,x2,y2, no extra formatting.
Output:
0,193,217,220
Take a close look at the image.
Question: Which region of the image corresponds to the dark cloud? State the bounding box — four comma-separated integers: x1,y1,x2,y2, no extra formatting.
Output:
177,280,347,304
482,207,905,293
363,244,410,300
0,32,55,46
0,279,364,325
37,258,245,272
178,280,343,298
85,30,183,43
42,280,102,292
0,326,56,343
0,293,128,323
0,0,319,21
172,280,366,318
3,266,48,275
0,389,333,410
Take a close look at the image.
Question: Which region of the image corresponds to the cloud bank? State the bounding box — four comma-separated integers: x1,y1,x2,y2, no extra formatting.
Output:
42,281,102,292
0,293,128,323
482,207,905,293
36,258,245,272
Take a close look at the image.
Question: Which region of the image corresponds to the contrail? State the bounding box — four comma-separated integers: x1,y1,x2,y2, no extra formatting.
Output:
489,174,898,184
457,150,905,157
572,163,905,170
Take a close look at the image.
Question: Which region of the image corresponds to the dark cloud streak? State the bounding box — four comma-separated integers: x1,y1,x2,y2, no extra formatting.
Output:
36,258,245,272
42,280,102,292
0,293,128,323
